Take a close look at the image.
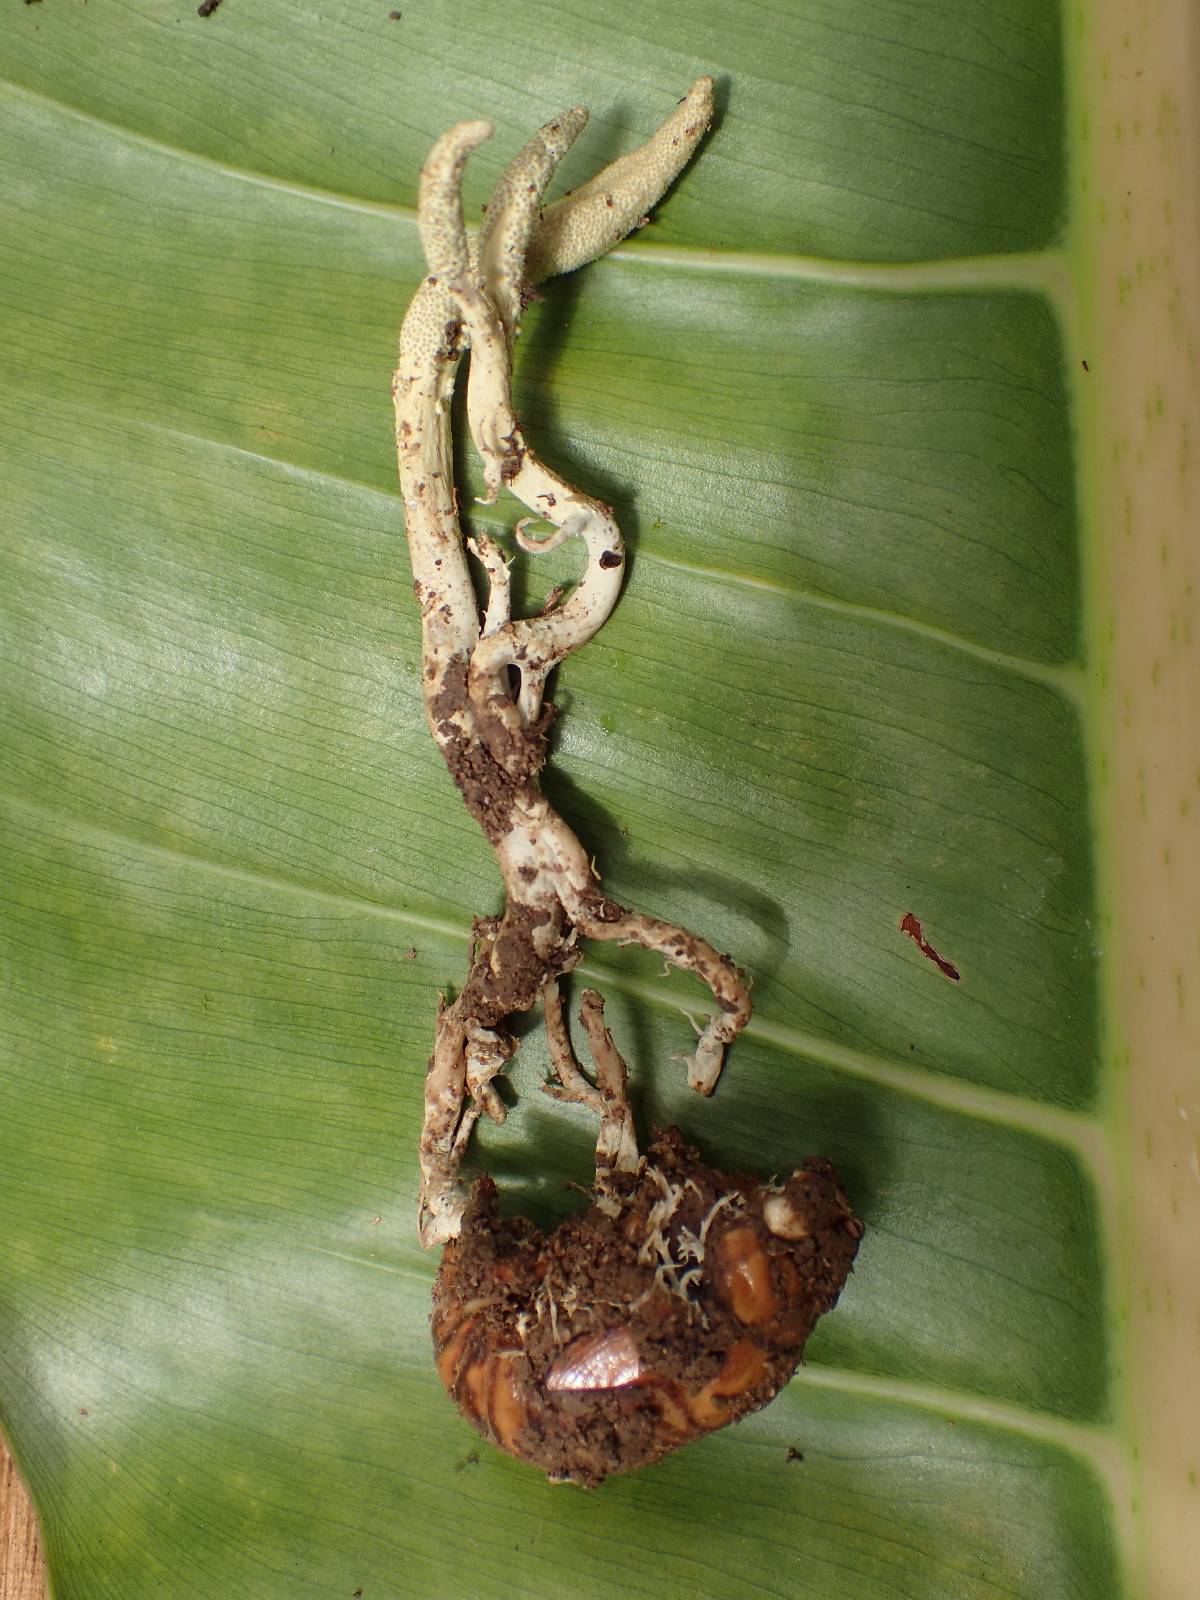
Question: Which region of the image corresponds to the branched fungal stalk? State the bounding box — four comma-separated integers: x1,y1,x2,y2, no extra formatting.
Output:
394,81,863,1487
394,78,751,1247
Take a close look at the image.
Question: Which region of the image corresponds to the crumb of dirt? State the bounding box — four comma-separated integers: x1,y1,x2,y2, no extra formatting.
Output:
431,1127,861,1485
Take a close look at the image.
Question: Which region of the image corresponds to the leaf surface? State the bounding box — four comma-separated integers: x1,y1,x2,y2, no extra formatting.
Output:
0,2,1142,1596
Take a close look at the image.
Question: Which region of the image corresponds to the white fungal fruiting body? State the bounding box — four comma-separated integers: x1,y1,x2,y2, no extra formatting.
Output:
394,78,752,1246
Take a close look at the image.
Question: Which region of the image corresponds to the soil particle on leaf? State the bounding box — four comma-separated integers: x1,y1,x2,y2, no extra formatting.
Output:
432,1128,861,1485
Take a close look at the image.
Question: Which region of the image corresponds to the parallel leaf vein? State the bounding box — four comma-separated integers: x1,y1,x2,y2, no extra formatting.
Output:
0,76,1071,300
0,786,1106,1168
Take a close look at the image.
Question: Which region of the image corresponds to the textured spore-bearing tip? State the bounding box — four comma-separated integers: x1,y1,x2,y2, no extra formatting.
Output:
431,1129,862,1486
525,76,715,282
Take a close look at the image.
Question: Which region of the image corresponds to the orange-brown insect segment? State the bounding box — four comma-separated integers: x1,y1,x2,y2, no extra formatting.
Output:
487,1355,528,1451
713,1226,778,1325
432,1306,538,1455
685,1338,771,1428
431,1128,861,1485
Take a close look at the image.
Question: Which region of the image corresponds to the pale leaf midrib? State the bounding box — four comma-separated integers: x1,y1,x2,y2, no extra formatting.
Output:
787,1363,1136,1568
303,1245,1125,1489
298,1246,1119,1452
2,396,1081,689
0,785,1105,1164
592,547,1083,701
0,76,1071,300
789,1363,1126,1480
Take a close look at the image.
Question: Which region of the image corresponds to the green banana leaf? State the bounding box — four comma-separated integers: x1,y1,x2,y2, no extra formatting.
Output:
1,2,1196,1596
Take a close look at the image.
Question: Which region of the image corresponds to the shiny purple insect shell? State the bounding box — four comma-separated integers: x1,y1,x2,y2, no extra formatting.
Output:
545,1327,643,1392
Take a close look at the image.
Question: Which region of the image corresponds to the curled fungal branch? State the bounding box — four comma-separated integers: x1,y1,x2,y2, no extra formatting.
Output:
395,77,749,1246
394,81,859,1483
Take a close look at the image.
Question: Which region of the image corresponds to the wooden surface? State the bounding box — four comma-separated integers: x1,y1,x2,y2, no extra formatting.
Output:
0,1442,47,1600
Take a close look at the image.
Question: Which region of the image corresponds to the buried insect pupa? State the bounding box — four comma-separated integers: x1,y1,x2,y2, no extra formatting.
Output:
434,1111,862,1486
393,79,861,1484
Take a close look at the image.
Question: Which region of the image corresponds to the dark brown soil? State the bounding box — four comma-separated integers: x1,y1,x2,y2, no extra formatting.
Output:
427,658,550,845
431,1128,861,1484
